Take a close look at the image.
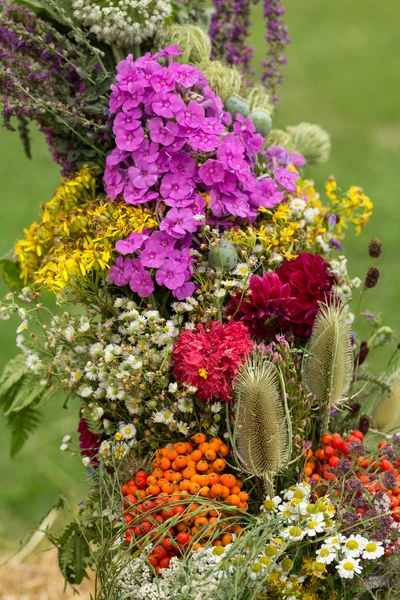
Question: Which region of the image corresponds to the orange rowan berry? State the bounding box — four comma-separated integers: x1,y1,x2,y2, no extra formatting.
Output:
238,492,249,502
213,459,226,472
230,485,241,495
187,460,197,469
175,455,188,469
159,457,171,471
161,482,174,494
222,534,233,546
189,482,201,494
198,442,210,455
211,483,223,497
205,448,217,461
147,484,161,496
194,516,208,528
192,432,206,445
220,473,236,488
179,480,191,491
208,473,220,485
167,449,178,461
173,442,187,455
190,450,202,462
221,486,230,499
199,486,210,497
197,474,210,487
228,494,241,506
182,467,196,480
219,444,229,457
185,442,194,453
197,459,209,472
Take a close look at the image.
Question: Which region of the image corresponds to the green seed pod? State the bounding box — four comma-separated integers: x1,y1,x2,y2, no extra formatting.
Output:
224,95,250,118
199,60,242,102
288,122,331,164
245,83,274,114
208,239,238,273
249,110,273,137
264,129,295,152
157,24,211,65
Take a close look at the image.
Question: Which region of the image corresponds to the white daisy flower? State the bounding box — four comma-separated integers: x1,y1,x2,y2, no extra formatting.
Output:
82,456,91,467
99,441,110,456
70,370,82,382
262,495,282,512
90,342,104,358
94,407,104,419
114,442,130,460
233,263,250,277
85,364,99,381
362,540,385,560
178,397,193,413
77,385,93,398
304,207,319,223
281,526,304,542
352,277,362,288
106,386,118,401
305,512,326,537
342,535,367,558
104,343,122,362
324,535,344,550
168,382,178,394
176,421,189,435
125,398,141,415
316,545,337,564
64,326,76,342
17,320,29,333
120,423,137,440
26,353,42,373
336,557,362,579
78,316,90,332
210,402,223,413
153,408,174,425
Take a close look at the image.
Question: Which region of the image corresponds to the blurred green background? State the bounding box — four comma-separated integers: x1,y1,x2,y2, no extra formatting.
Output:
0,0,399,550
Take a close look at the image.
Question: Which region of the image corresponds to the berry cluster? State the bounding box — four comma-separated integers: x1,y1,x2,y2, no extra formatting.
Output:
120,434,247,572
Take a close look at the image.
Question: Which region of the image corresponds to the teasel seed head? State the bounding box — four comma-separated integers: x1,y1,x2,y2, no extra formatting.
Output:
234,352,290,490
303,302,354,433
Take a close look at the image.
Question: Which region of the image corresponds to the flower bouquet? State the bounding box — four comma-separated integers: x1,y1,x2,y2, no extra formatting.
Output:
1,0,399,598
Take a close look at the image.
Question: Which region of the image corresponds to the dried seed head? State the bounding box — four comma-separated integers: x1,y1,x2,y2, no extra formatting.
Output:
365,266,380,289
358,414,370,435
357,341,370,366
368,237,382,258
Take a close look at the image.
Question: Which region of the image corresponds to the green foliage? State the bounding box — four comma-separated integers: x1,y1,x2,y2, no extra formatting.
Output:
57,521,90,585
0,256,23,293
0,354,55,455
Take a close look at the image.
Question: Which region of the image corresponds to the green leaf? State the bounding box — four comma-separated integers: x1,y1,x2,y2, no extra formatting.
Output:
6,406,41,457
4,373,46,415
58,522,90,585
0,355,28,400
0,257,23,292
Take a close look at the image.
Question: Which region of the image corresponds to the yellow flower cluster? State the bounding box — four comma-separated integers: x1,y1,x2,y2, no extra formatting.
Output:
15,167,157,291
325,177,373,236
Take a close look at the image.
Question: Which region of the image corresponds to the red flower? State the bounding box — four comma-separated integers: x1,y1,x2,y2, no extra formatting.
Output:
172,321,253,402
78,418,100,460
276,252,333,337
226,272,295,340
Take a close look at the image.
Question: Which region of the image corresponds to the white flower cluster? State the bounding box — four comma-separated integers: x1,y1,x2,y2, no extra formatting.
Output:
72,0,172,46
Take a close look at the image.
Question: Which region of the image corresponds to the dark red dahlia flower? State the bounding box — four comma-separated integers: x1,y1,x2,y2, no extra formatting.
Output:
172,320,253,402
226,272,295,340
78,418,100,460
276,252,333,337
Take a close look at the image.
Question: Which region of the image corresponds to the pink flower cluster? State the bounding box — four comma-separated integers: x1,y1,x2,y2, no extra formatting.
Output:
104,47,268,299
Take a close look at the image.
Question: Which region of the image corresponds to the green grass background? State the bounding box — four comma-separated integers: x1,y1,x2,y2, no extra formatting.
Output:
0,0,399,549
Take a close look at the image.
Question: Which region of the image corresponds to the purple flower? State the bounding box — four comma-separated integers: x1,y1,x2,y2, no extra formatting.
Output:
109,84,127,113
152,92,185,118
169,155,197,179
116,126,144,152
169,63,199,88
201,117,225,136
122,82,145,110
130,269,155,297
160,207,198,238
198,159,225,186
218,171,237,194
160,173,193,202
128,160,159,189
103,165,125,200
140,243,169,268
176,100,205,129
264,145,289,169
150,67,176,93
112,108,142,136
190,132,220,152
148,117,179,145
109,256,133,286
150,230,176,252
123,182,147,204
222,191,249,218
174,281,195,300
217,134,245,170
156,259,187,290
251,177,284,208
289,152,306,167
136,139,159,163
274,167,299,192
115,230,150,255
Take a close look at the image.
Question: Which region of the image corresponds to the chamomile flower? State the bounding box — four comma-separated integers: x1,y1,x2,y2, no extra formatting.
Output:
262,496,282,513
342,535,367,557
119,423,137,440
176,421,189,435
304,512,326,537
336,557,362,579
77,384,93,398
324,535,344,550
64,326,76,341
70,370,82,382
26,353,42,373
85,363,99,380
99,441,110,457
114,442,130,461
362,541,385,560
352,276,362,288
316,545,337,564
178,397,193,413
153,408,174,425
168,382,178,394
233,263,250,277
17,320,29,333
281,526,304,542
210,402,223,413
125,398,141,414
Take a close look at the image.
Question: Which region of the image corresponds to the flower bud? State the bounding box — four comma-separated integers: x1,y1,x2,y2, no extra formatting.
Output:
287,122,331,164
208,240,238,273
357,341,369,366
365,266,380,289
368,237,382,258
249,111,273,137
224,95,250,118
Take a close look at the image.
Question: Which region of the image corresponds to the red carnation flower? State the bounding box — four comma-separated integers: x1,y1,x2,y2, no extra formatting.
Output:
276,252,333,337
172,320,253,402
226,272,296,340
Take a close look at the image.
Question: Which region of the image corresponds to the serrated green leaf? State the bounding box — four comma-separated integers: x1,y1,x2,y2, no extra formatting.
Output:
58,522,89,585
4,373,46,415
0,355,28,400
6,406,41,457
